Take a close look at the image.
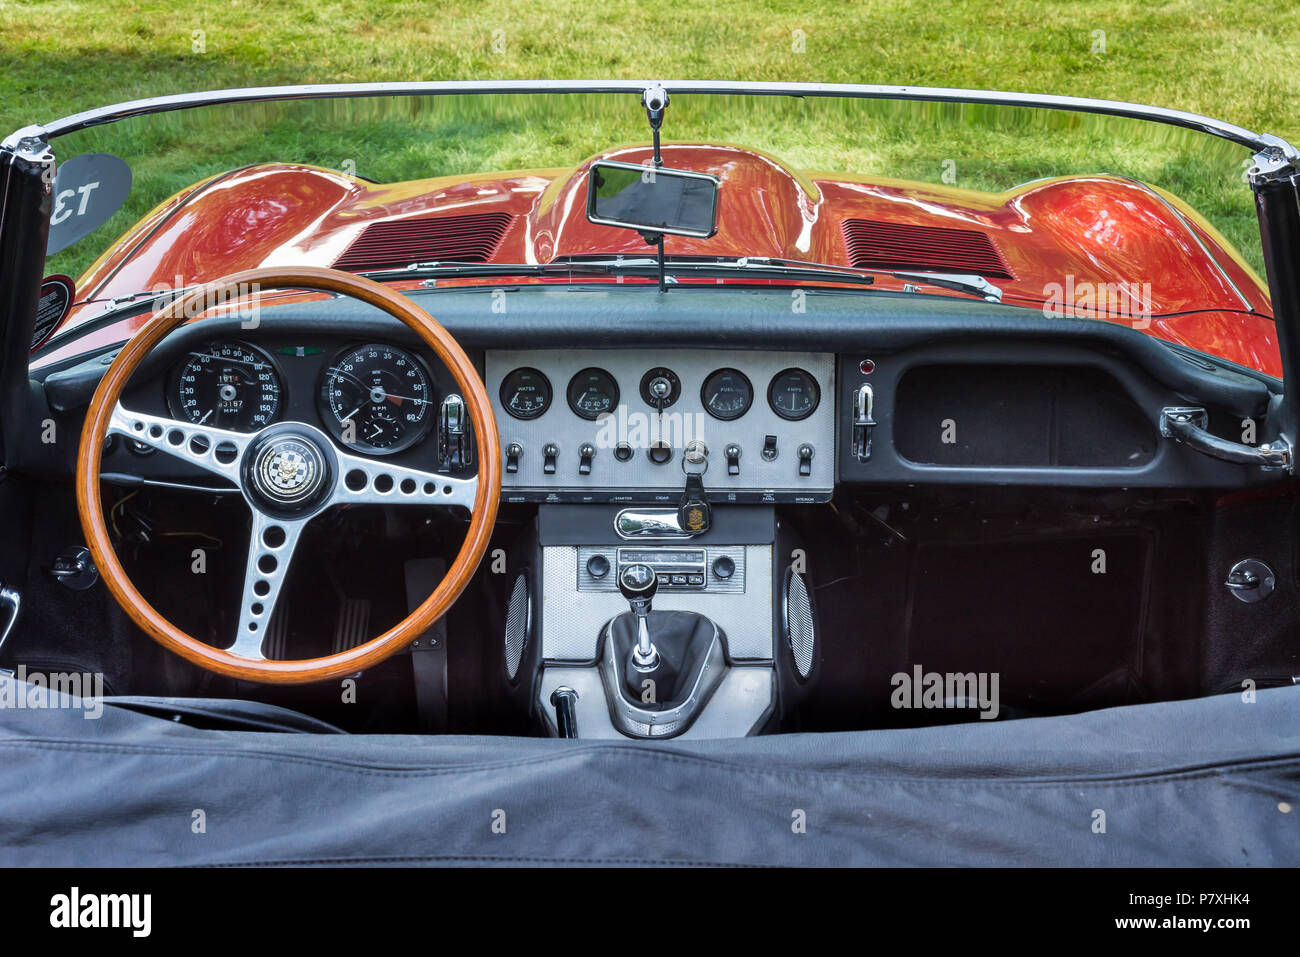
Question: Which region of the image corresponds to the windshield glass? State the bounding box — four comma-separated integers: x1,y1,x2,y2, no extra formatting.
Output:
31,89,1276,370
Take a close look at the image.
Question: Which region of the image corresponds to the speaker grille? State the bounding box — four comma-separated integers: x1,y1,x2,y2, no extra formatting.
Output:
504,573,530,680
786,570,815,679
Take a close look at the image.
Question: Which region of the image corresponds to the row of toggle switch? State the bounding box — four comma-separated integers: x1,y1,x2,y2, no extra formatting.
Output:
503,439,815,476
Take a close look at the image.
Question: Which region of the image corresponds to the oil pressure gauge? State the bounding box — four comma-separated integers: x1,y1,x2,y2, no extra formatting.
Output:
566,367,620,421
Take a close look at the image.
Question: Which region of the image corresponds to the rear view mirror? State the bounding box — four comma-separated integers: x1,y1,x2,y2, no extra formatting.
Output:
586,161,719,239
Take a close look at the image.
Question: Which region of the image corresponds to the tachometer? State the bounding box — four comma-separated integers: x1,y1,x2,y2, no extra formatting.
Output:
701,368,754,421
767,368,820,421
317,343,436,454
566,367,619,421
169,341,282,432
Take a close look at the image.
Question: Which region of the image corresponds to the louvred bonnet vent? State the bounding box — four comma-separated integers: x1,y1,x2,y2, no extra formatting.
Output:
333,212,513,271
841,218,1013,279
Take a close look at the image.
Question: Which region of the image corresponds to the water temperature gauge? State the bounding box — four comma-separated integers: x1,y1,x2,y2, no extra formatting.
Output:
499,367,553,420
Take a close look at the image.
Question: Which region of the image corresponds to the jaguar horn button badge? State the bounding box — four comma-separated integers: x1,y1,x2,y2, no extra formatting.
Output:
251,436,328,506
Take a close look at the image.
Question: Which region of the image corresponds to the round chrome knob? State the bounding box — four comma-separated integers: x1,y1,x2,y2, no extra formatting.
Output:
618,562,658,602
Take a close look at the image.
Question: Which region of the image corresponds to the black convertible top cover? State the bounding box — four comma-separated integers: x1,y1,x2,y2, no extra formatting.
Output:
0,674,1297,866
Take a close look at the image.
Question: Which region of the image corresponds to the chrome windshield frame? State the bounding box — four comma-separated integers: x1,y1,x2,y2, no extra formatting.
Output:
4,80,1297,162
3,80,1299,458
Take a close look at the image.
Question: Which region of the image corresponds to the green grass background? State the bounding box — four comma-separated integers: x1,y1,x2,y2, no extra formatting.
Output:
3,0,1296,280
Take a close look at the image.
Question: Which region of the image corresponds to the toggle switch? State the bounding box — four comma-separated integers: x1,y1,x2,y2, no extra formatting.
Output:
505,443,522,474
543,442,559,475
725,443,741,476
761,435,778,461
798,443,814,477
579,443,595,475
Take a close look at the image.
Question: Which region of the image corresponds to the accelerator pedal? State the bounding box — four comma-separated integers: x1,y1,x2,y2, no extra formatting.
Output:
331,598,372,654
262,601,291,660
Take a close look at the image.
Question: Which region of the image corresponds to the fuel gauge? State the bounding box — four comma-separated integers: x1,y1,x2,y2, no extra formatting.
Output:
701,368,754,421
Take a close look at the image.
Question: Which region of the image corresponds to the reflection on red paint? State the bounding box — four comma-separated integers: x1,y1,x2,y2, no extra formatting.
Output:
47,146,1276,376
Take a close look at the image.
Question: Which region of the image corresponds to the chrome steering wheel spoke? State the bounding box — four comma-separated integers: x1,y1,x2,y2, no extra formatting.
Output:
227,510,308,660
330,447,478,511
109,403,252,487
108,410,477,662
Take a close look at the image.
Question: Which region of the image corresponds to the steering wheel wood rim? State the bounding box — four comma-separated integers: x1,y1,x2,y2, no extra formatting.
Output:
76,266,501,684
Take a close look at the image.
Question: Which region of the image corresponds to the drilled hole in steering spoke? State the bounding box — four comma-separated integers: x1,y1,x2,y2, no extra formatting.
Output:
257,554,277,574
148,424,164,439
214,441,239,465
262,525,286,548
189,435,210,456
345,469,367,492
374,474,394,494
166,429,185,446
253,580,270,597
400,478,417,495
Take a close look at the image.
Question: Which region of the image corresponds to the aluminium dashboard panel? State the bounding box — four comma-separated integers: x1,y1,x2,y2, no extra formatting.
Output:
487,349,835,503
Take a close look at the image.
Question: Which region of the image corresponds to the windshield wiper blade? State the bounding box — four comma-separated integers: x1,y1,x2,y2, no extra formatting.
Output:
362,256,879,287
82,284,205,316
91,261,996,319
363,258,1000,301
553,255,877,286
891,271,1003,303
358,261,618,281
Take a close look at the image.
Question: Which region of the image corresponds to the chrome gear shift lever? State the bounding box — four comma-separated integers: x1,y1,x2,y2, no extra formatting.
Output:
618,563,659,671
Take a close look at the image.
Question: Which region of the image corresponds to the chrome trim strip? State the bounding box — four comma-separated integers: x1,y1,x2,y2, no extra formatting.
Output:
0,585,20,654
7,81,1297,161
1145,189,1255,313
82,165,260,301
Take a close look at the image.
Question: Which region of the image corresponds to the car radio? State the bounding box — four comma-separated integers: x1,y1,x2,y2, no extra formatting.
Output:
576,544,746,593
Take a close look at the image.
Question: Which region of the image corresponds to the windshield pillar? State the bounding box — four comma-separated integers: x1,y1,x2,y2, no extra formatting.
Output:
1252,154,1300,460
0,137,54,463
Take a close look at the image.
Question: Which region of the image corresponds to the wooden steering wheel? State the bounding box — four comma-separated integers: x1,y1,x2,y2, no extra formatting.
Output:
75,267,501,684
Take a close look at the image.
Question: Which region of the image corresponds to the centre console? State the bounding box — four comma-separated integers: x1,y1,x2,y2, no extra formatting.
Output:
494,504,819,739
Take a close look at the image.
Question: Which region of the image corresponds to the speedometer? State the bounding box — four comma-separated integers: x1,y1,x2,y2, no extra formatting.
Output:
169,341,282,432
317,343,436,454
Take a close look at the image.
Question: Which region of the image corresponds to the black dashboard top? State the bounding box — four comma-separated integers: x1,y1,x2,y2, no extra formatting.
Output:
28,284,1286,493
